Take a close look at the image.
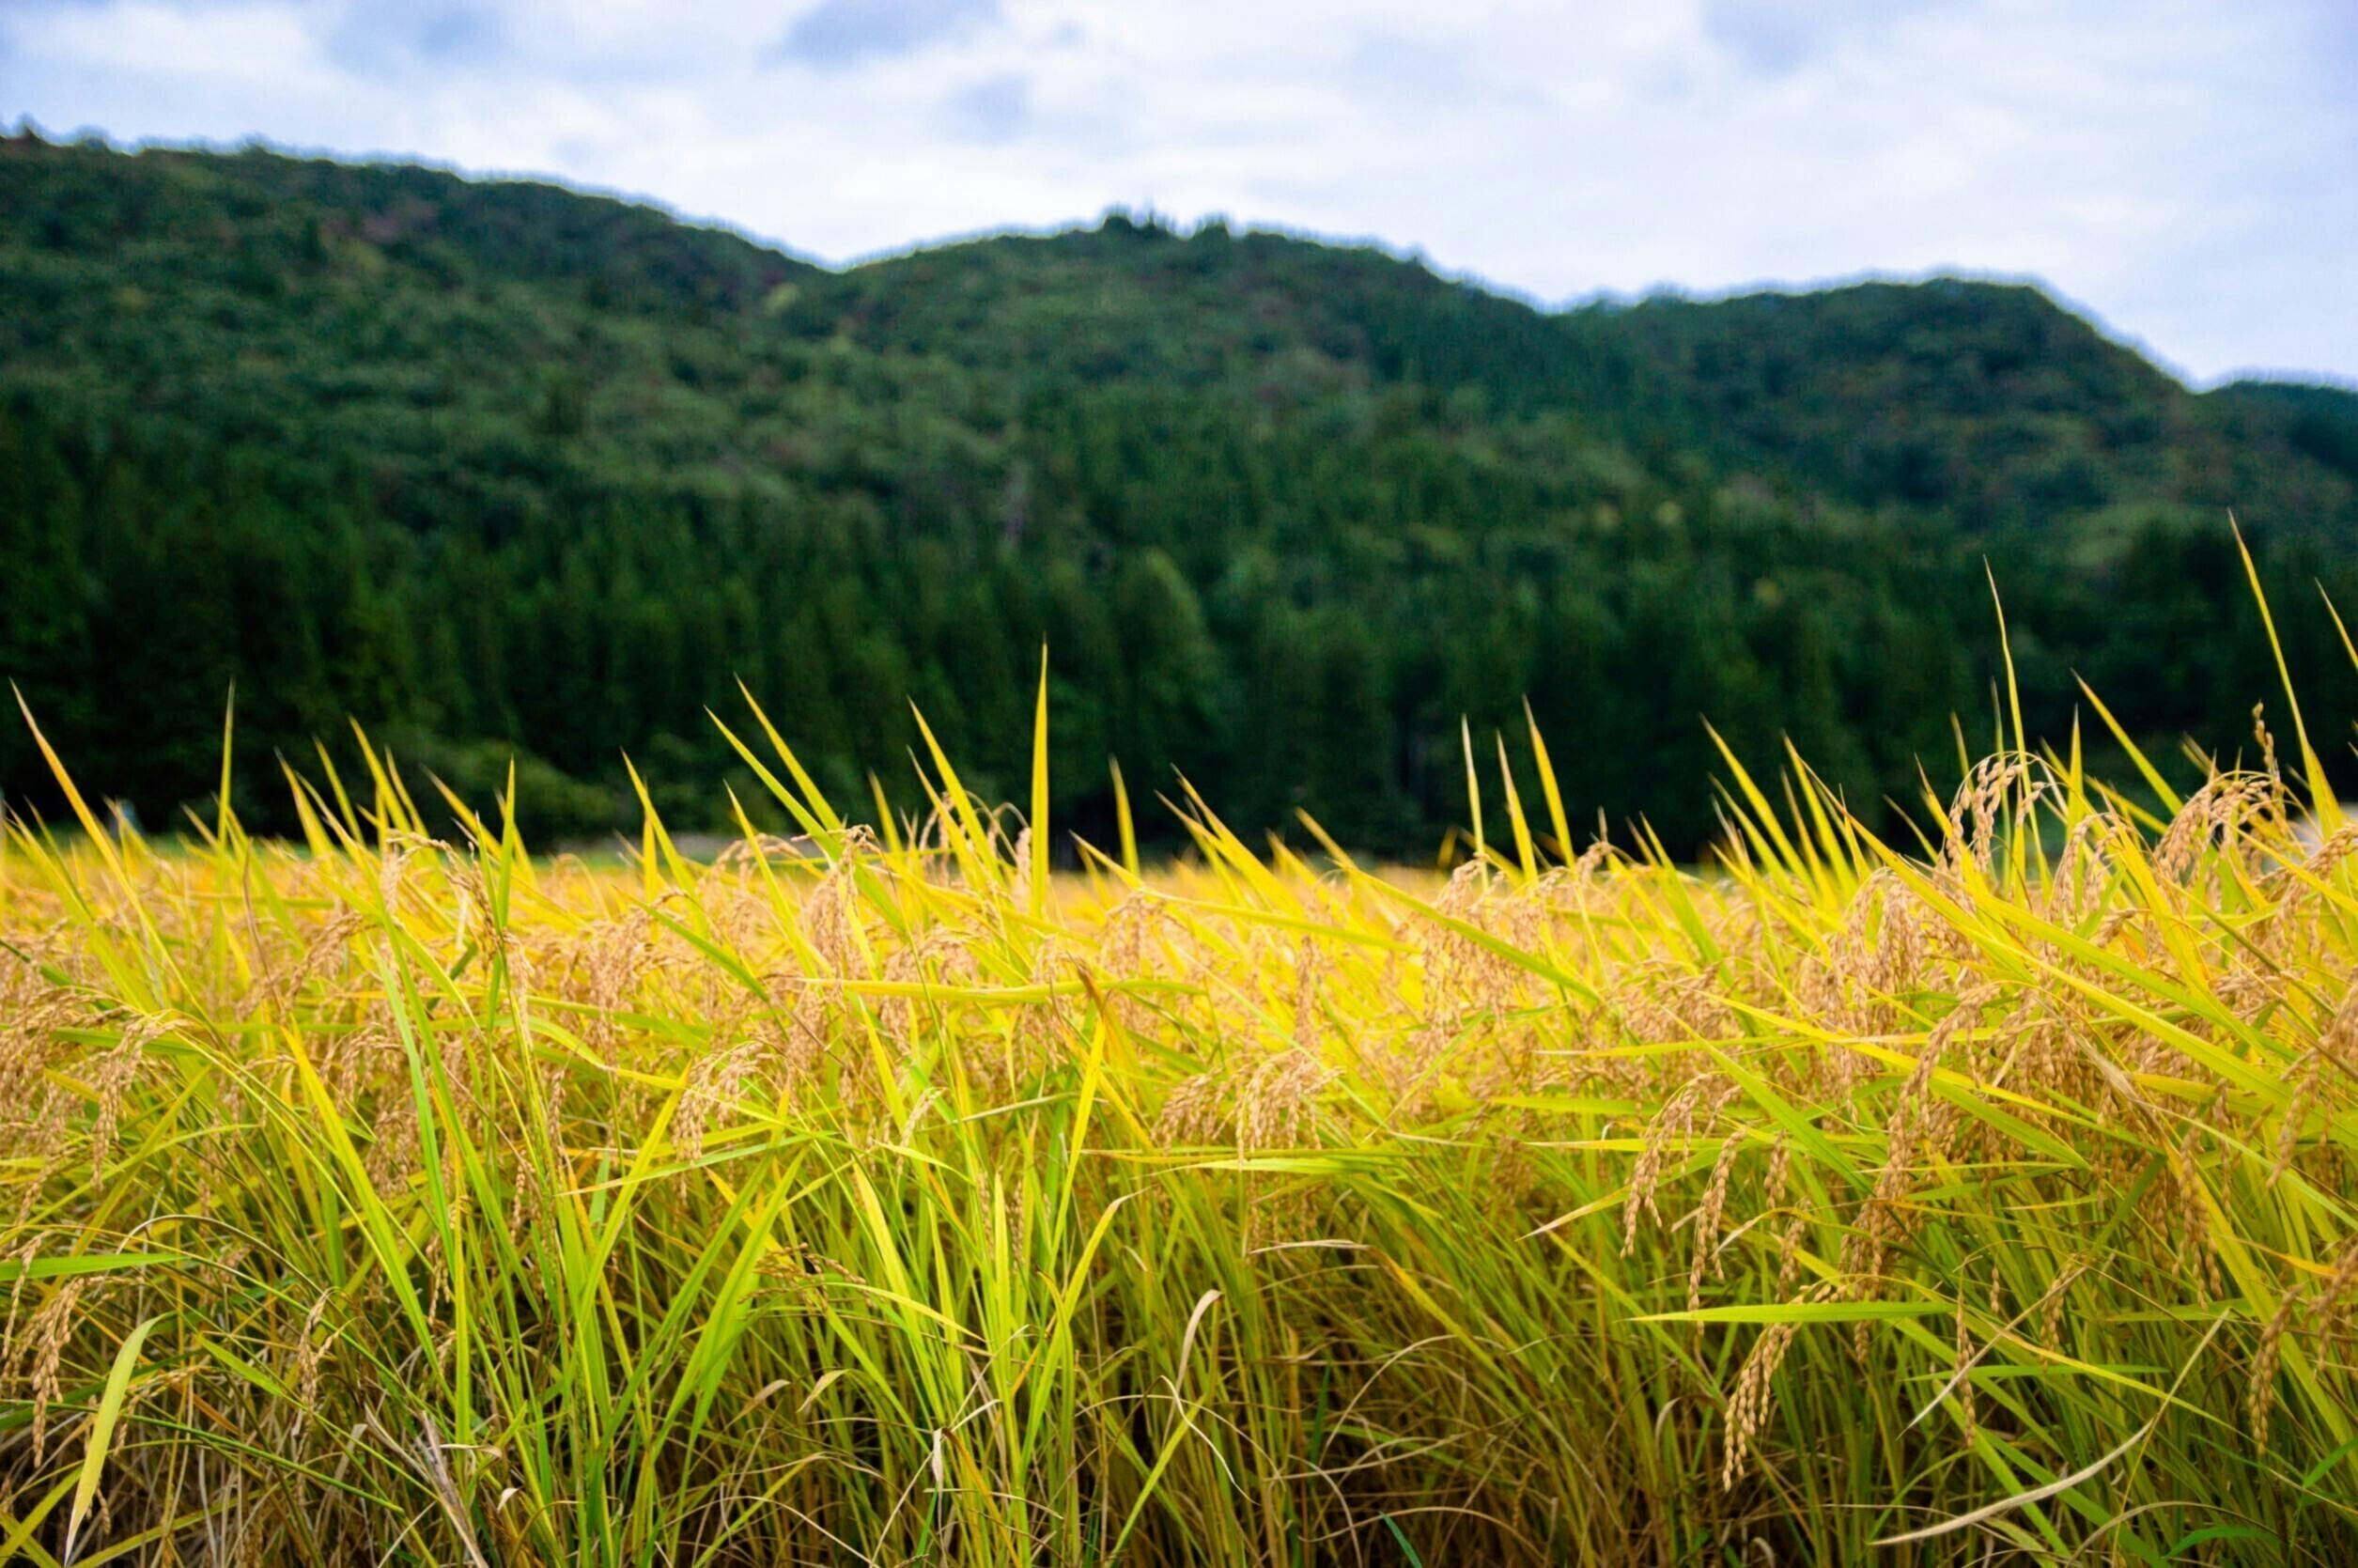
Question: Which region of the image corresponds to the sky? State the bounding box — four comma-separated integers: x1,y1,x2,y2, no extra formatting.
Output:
6,0,2355,386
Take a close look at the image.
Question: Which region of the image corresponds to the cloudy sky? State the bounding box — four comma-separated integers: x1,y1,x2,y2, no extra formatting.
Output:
6,0,2354,385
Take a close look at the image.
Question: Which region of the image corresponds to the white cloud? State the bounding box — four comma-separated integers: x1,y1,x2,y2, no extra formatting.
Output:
775,0,1002,69
22,0,324,84
3,0,2351,383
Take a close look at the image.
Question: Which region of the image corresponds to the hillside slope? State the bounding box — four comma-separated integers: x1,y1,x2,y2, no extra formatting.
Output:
3,133,2353,850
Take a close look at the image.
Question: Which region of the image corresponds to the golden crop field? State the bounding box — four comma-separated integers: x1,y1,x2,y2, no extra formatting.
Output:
5,649,2358,1565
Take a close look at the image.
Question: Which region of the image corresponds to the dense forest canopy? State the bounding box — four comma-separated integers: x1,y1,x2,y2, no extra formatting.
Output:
5,132,2357,855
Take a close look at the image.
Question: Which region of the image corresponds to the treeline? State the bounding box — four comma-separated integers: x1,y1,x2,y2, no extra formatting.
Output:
5,135,2358,855
9,393,2353,856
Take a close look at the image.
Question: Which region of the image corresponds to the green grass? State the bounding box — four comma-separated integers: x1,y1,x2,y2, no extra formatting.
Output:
4,581,2358,1564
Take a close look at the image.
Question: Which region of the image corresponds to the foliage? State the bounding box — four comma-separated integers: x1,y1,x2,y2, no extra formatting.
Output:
6,133,2358,855
6,588,2358,1563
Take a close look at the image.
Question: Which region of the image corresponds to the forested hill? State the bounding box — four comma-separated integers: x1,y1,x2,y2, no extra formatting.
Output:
6,132,2358,854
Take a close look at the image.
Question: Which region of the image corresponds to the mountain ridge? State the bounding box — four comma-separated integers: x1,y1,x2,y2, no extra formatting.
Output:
34,125,2341,397
16,131,2348,542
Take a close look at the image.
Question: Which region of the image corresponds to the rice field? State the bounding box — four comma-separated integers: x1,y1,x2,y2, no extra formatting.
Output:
6,627,2358,1564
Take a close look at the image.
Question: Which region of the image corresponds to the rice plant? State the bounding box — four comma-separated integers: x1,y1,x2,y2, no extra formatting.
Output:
5,576,2358,1563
